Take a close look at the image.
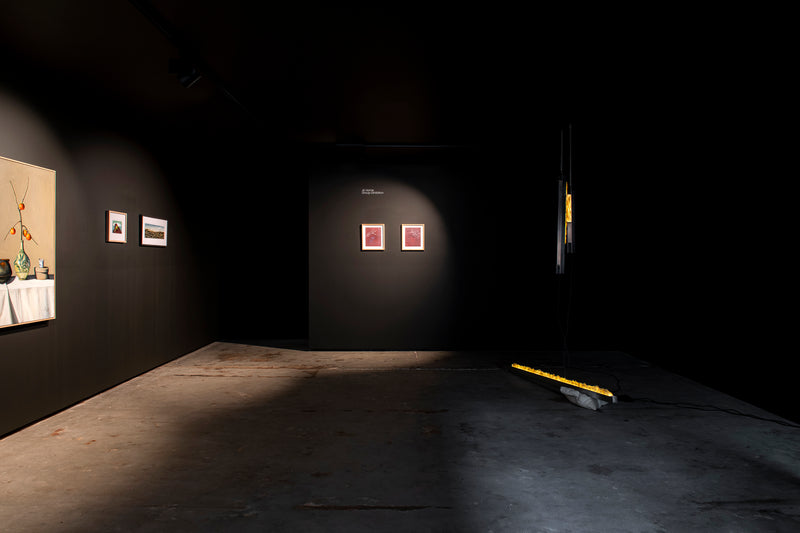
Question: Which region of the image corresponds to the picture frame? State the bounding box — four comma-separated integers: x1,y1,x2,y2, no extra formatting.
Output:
361,223,385,251
401,223,425,251
106,210,127,243
1,155,56,328
140,215,168,247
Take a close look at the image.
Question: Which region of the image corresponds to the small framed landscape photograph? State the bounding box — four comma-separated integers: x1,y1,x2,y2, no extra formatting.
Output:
106,210,127,243
361,223,385,251
401,223,425,251
140,215,168,247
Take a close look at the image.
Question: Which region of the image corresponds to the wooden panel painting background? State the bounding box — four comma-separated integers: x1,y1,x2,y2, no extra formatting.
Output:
0,155,56,326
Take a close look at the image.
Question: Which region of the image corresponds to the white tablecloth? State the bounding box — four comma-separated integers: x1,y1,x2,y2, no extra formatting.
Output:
0,277,55,326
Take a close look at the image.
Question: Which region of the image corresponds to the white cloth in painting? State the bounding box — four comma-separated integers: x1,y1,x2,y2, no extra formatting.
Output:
0,277,55,326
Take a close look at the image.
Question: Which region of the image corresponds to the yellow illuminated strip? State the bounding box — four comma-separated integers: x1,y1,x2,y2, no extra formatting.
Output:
564,184,569,243
566,193,572,223
511,363,614,397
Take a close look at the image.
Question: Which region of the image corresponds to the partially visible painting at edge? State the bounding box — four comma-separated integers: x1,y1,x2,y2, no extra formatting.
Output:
0,155,56,328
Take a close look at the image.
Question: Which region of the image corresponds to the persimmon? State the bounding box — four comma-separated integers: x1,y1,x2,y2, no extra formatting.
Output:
18,203,24,210
25,233,31,241
9,228,15,235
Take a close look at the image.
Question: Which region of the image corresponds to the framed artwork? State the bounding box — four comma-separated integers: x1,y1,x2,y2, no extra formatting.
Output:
106,210,127,243
361,223,384,250
140,215,168,247
1,155,56,328
401,223,425,251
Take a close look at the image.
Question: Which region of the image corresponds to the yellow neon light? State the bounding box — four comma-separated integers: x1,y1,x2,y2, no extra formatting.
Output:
511,363,614,397
564,183,572,244
566,193,572,223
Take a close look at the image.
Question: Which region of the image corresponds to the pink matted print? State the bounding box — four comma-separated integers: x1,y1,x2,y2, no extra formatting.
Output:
361,224,385,250
401,223,424,251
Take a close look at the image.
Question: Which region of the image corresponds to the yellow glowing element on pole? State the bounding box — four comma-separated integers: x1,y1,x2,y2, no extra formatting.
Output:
511,363,614,397
565,194,572,223
563,183,572,244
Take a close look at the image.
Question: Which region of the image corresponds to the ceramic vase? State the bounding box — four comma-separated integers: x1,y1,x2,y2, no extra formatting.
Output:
13,246,30,280
0,258,11,284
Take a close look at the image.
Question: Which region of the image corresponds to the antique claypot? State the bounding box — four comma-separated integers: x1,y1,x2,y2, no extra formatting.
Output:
0,258,11,284
35,266,50,280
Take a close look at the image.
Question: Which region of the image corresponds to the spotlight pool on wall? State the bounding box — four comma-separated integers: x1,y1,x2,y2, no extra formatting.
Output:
1,155,56,328
361,223,384,250
140,215,168,247
401,223,425,251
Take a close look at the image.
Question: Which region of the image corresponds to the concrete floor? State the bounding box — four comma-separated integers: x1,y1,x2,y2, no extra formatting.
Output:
1,342,799,532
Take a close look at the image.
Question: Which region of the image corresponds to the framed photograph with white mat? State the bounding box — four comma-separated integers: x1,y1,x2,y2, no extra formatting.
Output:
106,210,127,243
140,215,168,247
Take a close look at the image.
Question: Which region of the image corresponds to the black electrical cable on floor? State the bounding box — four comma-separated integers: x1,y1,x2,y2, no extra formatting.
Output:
617,395,800,429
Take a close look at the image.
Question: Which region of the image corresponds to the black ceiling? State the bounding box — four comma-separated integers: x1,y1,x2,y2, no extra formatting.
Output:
0,1,669,143
1,1,790,149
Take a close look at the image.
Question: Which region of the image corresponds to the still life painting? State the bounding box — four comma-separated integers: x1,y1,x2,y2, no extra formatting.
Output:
1,155,56,327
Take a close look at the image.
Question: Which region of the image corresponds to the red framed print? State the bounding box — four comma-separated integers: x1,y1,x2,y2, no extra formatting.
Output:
401,223,425,251
361,223,385,250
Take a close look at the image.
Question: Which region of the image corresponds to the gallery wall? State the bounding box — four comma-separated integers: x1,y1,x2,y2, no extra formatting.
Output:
0,79,220,437
1,0,794,433
308,143,576,351
306,127,796,422
212,134,310,345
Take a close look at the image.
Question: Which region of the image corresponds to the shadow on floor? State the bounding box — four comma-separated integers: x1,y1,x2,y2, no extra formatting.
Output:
1,344,799,532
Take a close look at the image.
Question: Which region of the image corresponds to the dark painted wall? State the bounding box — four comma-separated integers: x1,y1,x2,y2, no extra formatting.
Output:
214,135,309,344
306,119,794,422
2,4,794,435
565,118,792,421
308,143,571,350
0,67,219,437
